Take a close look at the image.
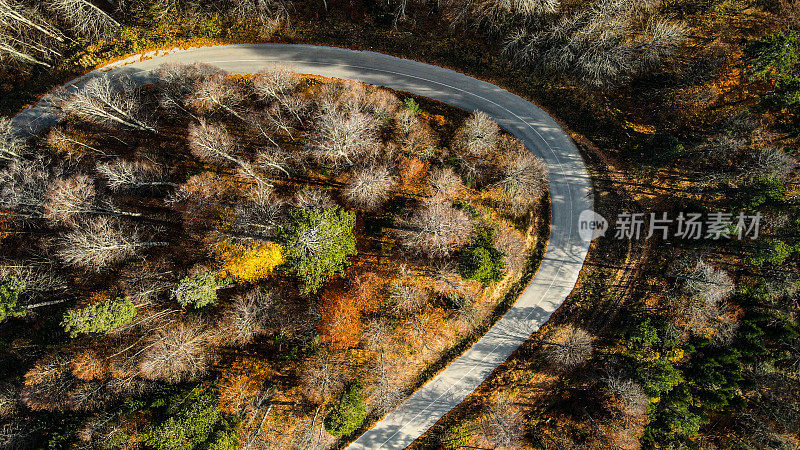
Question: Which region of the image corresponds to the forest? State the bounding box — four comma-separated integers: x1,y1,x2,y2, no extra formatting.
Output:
0,0,799,449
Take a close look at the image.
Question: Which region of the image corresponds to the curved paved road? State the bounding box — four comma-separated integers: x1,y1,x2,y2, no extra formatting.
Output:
12,44,593,449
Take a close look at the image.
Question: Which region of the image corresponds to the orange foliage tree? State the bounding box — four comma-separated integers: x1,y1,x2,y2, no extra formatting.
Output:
318,285,363,350
317,271,385,350
218,356,274,415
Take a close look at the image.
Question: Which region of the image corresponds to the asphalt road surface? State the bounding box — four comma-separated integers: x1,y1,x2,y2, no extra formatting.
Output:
12,44,593,449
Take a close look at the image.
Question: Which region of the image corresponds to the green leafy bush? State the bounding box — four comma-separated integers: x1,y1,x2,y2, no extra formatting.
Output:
404,97,422,115
174,271,230,308
0,276,26,322
440,421,474,449
745,30,799,81
61,297,136,337
323,383,367,437
749,239,798,267
279,206,357,294
458,226,506,286
144,386,234,450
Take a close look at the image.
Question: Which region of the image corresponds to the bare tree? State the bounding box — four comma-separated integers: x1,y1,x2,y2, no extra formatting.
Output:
157,62,224,116
501,0,560,16
456,110,500,158
496,149,548,216
60,75,156,132
503,0,687,87
400,199,473,258
0,0,63,41
187,119,267,185
542,325,593,369
190,75,247,120
292,187,335,210
0,117,23,161
740,147,797,182
0,28,59,67
0,383,18,419
20,354,74,411
680,259,735,337
43,173,141,225
233,190,286,239
56,216,167,270
426,167,464,199
45,0,119,39
118,263,174,305
139,318,211,382
0,156,58,221
46,125,105,157
43,173,97,225
301,353,344,404
305,102,379,167
0,262,68,303
255,144,292,177
97,159,176,191
343,165,396,210
368,358,403,415
187,119,237,165
476,400,525,449
0,0,64,67
226,0,292,26
388,283,427,315
253,65,299,103
602,373,648,417
362,318,392,353
683,259,734,305
220,288,273,345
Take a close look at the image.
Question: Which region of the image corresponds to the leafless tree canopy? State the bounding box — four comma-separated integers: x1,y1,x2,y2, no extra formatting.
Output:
343,165,396,210
0,117,24,161
187,119,238,166
740,147,797,182
427,167,464,199
226,0,293,26
97,159,174,191
680,259,736,337
476,400,525,449
60,75,156,132
305,102,380,167
220,288,274,345
56,216,165,271
0,0,64,67
232,189,285,239
602,373,648,417
139,318,211,382
253,65,300,102
503,0,687,87
400,199,473,258
389,283,427,315
190,75,247,119
45,0,119,39
543,325,593,369
368,358,404,415
157,62,224,115
497,149,548,216
301,353,345,404
0,156,59,220
456,111,500,158
293,187,335,210
683,259,734,305
43,173,96,225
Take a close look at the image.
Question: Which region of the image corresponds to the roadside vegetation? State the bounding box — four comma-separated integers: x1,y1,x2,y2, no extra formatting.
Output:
0,63,547,448
1,0,799,448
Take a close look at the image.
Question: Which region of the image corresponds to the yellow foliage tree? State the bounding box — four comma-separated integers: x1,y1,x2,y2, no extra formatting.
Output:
218,241,285,283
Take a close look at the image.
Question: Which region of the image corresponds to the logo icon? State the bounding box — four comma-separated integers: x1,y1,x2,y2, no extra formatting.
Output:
578,210,608,242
